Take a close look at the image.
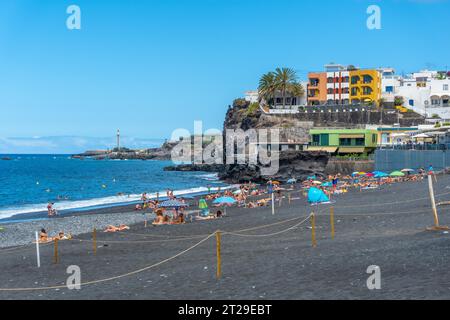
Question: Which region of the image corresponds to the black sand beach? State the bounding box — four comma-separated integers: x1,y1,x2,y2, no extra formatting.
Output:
1,175,450,300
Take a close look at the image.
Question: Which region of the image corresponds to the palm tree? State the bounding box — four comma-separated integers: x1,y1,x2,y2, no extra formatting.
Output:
274,68,297,108
258,72,277,107
259,68,305,108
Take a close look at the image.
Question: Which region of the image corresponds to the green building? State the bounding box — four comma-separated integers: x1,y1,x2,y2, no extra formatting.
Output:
307,129,378,154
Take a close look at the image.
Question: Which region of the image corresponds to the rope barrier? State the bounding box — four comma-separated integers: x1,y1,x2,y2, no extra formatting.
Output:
0,232,216,292
224,214,312,238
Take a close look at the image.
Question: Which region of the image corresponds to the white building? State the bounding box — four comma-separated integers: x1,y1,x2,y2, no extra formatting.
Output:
325,63,350,105
244,82,308,108
381,69,450,120
244,90,259,104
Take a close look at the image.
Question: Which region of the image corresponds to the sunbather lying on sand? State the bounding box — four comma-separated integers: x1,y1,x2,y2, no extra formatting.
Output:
194,210,223,221
37,229,72,243
170,213,185,225
104,224,130,233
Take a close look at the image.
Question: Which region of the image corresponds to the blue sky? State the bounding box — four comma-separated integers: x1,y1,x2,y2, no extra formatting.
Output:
0,0,449,153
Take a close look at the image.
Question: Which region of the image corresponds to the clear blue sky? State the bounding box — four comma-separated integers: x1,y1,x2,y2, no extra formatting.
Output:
0,0,449,153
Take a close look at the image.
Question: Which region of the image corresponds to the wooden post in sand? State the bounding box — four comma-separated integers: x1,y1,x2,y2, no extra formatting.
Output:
311,213,317,248
35,231,41,268
426,175,450,231
330,207,335,240
428,174,440,227
288,193,291,204
53,238,59,264
216,231,222,279
93,228,97,255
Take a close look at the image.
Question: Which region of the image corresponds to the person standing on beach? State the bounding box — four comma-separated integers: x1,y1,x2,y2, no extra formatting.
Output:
428,164,434,175
141,192,148,209
47,202,57,217
267,180,273,195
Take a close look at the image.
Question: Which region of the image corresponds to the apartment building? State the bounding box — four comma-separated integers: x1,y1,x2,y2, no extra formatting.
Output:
307,64,381,107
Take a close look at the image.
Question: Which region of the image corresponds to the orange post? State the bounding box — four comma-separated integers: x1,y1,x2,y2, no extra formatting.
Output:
311,213,317,248
53,238,59,264
216,231,222,279
93,228,97,255
330,207,335,240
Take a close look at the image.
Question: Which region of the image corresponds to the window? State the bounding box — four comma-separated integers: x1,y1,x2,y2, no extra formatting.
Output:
327,88,334,94
385,86,394,93
312,135,320,146
276,98,282,104
432,99,440,106
292,97,297,105
372,134,377,143
339,138,352,146
355,138,365,146
362,87,373,95
327,77,334,84
362,75,373,84
444,84,449,91
409,99,414,106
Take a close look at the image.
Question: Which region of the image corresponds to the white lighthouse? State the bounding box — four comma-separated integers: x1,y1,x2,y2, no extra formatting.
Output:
116,129,120,152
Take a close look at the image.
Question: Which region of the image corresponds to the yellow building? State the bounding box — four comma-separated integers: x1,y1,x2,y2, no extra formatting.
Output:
349,69,381,106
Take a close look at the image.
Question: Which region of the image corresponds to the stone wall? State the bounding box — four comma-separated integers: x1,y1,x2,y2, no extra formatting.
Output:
325,159,375,175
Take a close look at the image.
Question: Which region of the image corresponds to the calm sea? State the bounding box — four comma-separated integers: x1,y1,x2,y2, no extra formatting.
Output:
0,155,226,223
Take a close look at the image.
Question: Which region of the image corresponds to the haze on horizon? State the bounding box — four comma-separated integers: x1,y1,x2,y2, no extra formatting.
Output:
0,0,449,153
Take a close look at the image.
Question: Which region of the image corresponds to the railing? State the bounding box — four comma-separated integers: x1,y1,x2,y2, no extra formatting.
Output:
377,144,449,151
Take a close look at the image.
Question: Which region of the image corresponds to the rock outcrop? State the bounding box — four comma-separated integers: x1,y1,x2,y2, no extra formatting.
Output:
165,151,329,183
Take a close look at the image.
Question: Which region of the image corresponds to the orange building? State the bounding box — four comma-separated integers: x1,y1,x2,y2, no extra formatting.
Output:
307,64,381,107
307,72,327,105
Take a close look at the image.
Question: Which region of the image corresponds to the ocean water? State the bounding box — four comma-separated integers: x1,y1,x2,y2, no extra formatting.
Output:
0,155,227,222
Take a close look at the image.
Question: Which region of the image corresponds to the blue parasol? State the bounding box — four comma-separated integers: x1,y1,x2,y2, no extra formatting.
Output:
213,197,237,205
159,199,189,208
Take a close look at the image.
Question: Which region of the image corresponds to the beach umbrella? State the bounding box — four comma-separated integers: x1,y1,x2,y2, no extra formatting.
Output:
287,178,297,184
390,171,405,177
308,187,330,205
322,182,333,187
401,169,415,173
412,133,430,139
312,181,322,185
307,175,316,180
351,172,359,177
233,189,243,195
374,172,389,178
357,172,366,175
213,196,237,215
213,197,237,205
272,181,281,185
366,173,375,177
159,199,189,208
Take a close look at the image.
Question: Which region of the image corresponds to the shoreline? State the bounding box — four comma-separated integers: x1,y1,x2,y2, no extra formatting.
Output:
0,182,233,225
